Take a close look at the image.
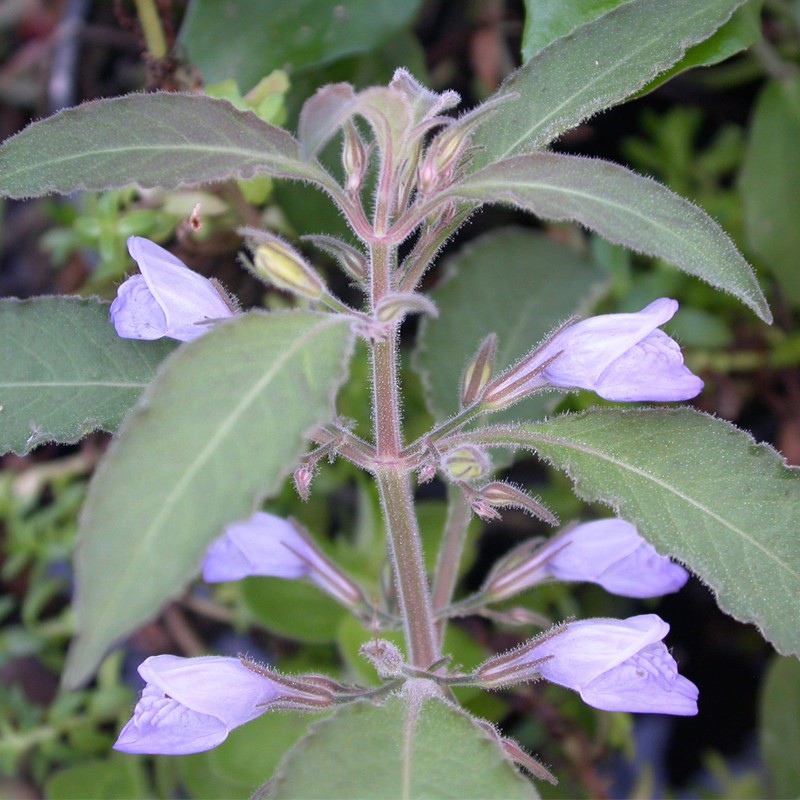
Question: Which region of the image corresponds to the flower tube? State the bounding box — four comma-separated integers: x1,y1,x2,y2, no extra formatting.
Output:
110,237,235,342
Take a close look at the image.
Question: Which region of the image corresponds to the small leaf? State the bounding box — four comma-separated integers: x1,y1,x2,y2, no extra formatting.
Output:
471,0,748,165
298,83,358,158
740,77,800,306
413,228,607,423
0,94,330,198
447,153,770,322
64,312,354,688
760,655,800,799
0,298,175,455
179,0,424,91
474,409,800,656
267,694,538,799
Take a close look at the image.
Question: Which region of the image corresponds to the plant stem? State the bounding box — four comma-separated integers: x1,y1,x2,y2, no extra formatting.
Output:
369,241,438,669
431,489,471,644
134,0,168,60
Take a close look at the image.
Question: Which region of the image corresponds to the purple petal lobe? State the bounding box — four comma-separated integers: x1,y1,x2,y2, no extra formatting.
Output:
202,512,316,582
545,519,689,598
109,275,168,340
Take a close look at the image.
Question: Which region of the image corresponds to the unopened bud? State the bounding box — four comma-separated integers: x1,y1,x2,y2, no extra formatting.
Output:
342,121,368,194
501,739,558,785
375,292,438,325
293,466,313,501
303,234,367,282
460,333,497,409
360,639,404,679
418,125,469,195
244,230,326,300
441,445,491,483
417,464,437,484
470,499,502,522
479,481,558,526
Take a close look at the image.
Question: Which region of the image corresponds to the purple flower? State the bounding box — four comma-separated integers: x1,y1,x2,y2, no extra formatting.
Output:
110,237,235,342
477,614,698,716
483,298,703,406
202,512,365,607
486,519,688,600
113,655,280,754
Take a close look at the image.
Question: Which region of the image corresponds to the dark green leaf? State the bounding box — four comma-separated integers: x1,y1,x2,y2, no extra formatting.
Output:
180,0,423,91
0,298,175,455
740,77,800,306
0,94,330,199
760,655,800,798
471,0,748,165
475,409,800,656
63,312,354,688
447,154,770,322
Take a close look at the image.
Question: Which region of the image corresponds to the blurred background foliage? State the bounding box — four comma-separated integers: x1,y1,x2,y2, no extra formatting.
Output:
0,1,799,798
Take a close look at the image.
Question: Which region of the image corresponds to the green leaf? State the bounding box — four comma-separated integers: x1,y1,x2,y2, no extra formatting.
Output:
447,154,770,322
267,694,538,799
475,409,800,655
180,0,423,92
0,94,330,199
413,228,607,423
740,77,800,306
0,298,175,455
45,755,148,800
471,0,747,165
760,655,800,799
63,312,354,688
522,0,762,82
241,576,349,644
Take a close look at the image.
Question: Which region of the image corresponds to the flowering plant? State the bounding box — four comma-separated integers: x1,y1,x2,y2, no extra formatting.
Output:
0,2,798,797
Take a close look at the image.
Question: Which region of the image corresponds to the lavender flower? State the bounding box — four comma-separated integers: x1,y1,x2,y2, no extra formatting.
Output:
202,512,365,607
113,655,281,754
110,237,235,342
477,614,698,715
483,298,703,406
486,519,689,600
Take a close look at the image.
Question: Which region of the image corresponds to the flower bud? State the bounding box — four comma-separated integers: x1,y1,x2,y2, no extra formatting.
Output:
460,333,497,409
418,125,470,195
293,466,313,501
478,481,558,525
360,639,404,678
244,230,326,300
441,445,491,483
303,234,367,282
375,292,438,325
342,121,368,194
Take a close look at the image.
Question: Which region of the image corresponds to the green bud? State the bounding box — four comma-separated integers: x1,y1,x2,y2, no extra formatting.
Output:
245,230,326,300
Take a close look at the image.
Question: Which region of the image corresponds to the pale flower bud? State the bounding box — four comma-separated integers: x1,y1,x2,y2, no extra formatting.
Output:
342,121,368,194
360,639,404,678
460,333,497,409
440,445,491,483
243,230,326,300
478,481,558,525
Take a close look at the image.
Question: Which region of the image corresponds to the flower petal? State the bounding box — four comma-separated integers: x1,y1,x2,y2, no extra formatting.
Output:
109,274,169,340
113,684,230,755
579,642,699,715
202,512,315,582
127,237,234,342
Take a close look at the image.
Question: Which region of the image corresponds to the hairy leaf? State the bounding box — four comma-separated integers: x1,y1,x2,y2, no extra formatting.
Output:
268,694,537,799
470,409,800,655
471,0,747,165
413,228,607,423
0,94,331,198
0,298,175,455
447,153,770,322
63,312,353,688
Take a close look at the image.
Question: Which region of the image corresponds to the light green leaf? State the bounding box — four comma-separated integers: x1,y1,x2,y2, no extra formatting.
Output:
45,755,148,800
740,77,800,306
0,94,330,199
413,228,607,423
471,0,747,165
63,312,354,688
760,655,800,799
0,298,175,455
473,409,800,655
447,154,770,322
522,0,762,83
267,693,538,799
180,0,423,92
